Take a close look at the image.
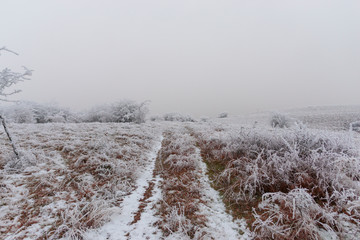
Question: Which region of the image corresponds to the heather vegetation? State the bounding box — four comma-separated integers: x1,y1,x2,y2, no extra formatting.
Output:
2,1,360,238
154,127,247,239
194,123,360,239
0,123,161,239
1,104,360,239
150,112,196,122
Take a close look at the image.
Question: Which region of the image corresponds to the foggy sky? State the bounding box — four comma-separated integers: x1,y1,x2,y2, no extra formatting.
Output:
1,0,360,117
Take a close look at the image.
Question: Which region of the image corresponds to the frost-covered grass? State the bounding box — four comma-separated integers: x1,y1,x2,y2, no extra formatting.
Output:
0,122,161,239
194,123,360,239
155,128,206,238
154,126,248,239
1,113,360,240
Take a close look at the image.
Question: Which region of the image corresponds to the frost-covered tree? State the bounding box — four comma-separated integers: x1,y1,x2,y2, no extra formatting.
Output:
0,47,32,162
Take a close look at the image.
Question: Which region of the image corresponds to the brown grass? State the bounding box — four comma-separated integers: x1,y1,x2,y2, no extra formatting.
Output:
154,131,208,238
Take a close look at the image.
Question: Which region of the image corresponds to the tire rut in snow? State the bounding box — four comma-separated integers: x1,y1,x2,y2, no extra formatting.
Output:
84,135,163,240
125,175,163,240
154,126,251,239
130,181,156,225
154,129,208,239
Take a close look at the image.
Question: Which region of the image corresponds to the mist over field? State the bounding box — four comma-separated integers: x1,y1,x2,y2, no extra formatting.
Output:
1,1,360,240
1,0,360,116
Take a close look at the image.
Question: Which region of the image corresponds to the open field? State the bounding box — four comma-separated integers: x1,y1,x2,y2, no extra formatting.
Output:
1,109,360,240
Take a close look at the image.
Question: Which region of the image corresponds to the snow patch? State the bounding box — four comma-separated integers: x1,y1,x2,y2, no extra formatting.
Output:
126,176,163,240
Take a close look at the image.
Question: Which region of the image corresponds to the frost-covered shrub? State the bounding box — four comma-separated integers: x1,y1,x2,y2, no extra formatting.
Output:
218,112,228,118
2,100,149,124
150,113,196,122
350,121,360,132
1,101,79,123
5,104,35,123
149,115,162,122
4,149,37,171
163,113,196,122
84,100,149,123
271,113,291,128
200,116,209,122
1,103,33,123
196,124,360,237
253,189,339,240
85,105,114,123
111,100,148,123
204,126,359,201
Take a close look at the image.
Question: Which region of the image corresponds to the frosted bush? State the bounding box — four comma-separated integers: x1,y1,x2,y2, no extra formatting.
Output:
84,100,149,123
163,113,196,122
5,149,37,171
150,115,162,122
211,127,360,203
271,113,291,128
200,116,209,122
350,121,360,132
195,124,360,238
2,100,149,124
253,189,340,240
218,112,228,118
1,101,79,123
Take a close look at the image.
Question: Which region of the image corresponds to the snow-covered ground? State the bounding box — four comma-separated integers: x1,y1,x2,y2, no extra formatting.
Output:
0,123,162,239
1,107,360,240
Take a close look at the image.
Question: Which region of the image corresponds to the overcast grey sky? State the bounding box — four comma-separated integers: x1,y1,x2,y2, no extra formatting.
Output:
1,0,360,116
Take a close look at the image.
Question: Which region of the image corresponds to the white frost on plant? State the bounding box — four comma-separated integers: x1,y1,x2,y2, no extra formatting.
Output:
196,147,252,239
84,135,163,240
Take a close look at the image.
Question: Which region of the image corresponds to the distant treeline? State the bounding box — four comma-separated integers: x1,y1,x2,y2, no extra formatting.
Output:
0,101,149,124
0,101,202,124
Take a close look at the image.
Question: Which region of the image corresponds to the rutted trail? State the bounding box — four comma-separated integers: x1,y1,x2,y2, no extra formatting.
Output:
85,135,163,240
153,126,250,239
86,126,249,240
2,124,252,239
116,126,249,240
2,118,360,239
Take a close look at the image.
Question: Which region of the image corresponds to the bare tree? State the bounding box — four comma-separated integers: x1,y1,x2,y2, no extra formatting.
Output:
0,47,32,163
